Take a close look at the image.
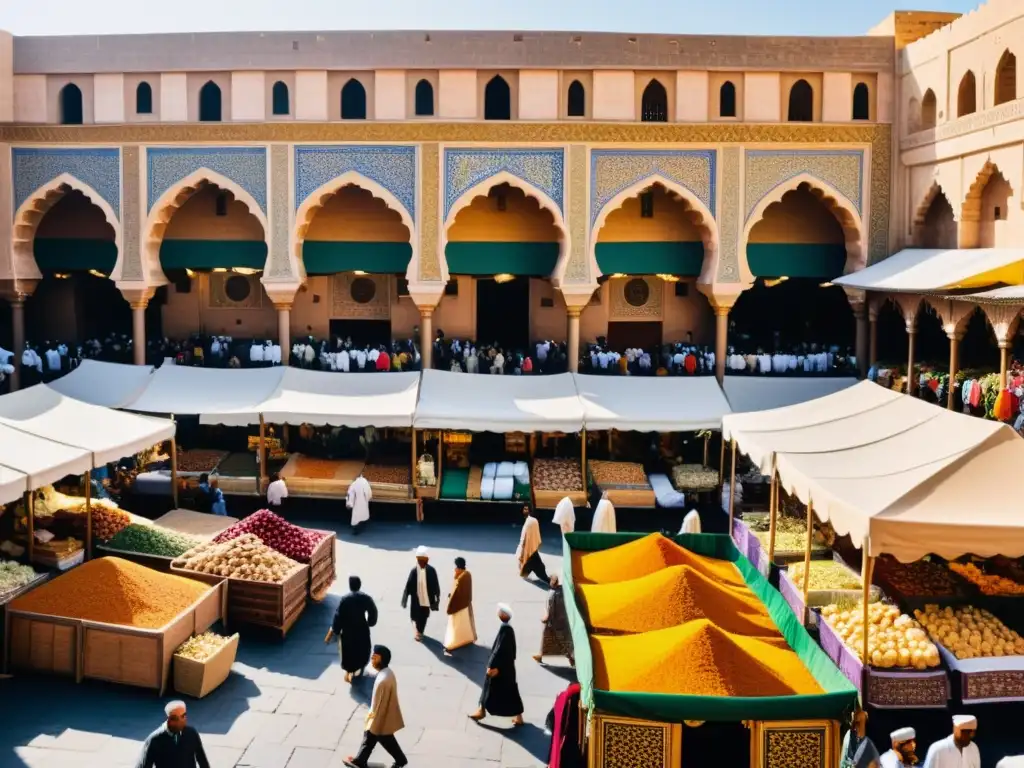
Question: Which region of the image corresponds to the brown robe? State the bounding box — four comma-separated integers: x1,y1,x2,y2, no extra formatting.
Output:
447,571,473,615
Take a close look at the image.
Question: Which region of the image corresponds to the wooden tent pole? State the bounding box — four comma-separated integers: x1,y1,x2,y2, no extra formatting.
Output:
170,416,179,509
84,471,92,561
25,490,33,563
727,438,737,536
581,429,587,477
767,453,779,564
258,415,268,494
718,433,726,484
861,538,875,671
802,500,814,625
703,433,709,468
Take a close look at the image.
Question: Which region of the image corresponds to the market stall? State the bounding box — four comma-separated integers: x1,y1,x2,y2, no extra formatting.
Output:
563,531,857,768
722,376,858,414
413,370,586,511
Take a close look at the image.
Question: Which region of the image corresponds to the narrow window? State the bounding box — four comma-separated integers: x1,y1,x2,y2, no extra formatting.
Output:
272,81,290,115
641,80,668,122
59,84,83,125
414,79,434,116
567,80,585,117
484,75,511,120
136,82,153,115
852,83,870,120
995,50,1017,105
199,81,222,122
341,79,367,119
957,71,977,117
787,79,813,122
719,81,736,117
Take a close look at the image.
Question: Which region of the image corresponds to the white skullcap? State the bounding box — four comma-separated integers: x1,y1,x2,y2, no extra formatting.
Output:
164,700,186,717
497,603,514,620
953,715,977,729
414,546,429,557
891,728,915,743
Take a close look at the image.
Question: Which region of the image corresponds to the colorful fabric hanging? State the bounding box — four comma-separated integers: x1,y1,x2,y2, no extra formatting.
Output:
994,389,1013,422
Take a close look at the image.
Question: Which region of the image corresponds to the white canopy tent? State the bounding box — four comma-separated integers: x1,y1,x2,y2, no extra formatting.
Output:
722,376,858,415
47,359,155,408
123,365,285,415
834,247,1024,293
0,422,93,489
0,385,175,466
0,465,28,506
573,374,732,431
200,368,421,428
414,370,585,433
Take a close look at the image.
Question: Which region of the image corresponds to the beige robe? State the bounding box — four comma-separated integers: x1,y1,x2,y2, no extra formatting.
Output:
366,667,404,736
516,515,542,571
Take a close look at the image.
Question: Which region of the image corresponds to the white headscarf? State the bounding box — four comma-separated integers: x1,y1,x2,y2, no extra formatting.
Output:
679,509,701,535
591,497,617,533
552,497,576,535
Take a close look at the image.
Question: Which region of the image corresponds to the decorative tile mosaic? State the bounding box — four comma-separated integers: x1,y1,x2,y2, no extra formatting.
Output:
418,143,441,282
146,146,267,215
444,148,564,221
12,147,121,219
744,149,864,222
267,144,292,280
590,149,716,227
564,144,590,284
119,147,142,282
294,145,417,222
717,147,741,283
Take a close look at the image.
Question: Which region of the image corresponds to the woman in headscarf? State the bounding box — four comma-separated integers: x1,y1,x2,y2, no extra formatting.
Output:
533,574,574,667
590,493,617,533
551,497,576,536
443,557,476,656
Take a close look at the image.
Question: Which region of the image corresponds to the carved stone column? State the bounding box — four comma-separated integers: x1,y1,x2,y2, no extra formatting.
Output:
567,307,583,373
419,307,434,369
274,303,292,365
947,332,963,410
713,307,730,384
120,286,155,366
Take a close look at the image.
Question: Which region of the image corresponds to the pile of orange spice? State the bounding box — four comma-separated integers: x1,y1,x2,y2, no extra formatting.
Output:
571,532,744,587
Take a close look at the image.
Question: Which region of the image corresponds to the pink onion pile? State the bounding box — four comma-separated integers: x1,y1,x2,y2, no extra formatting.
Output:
213,510,328,563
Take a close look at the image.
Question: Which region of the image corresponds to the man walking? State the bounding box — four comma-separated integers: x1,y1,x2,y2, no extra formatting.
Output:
444,556,477,656
401,545,440,641
469,604,525,727
325,575,378,683
136,700,210,768
343,645,408,768
517,505,549,584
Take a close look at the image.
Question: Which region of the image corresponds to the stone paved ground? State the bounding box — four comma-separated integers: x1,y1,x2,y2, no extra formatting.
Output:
0,521,571,768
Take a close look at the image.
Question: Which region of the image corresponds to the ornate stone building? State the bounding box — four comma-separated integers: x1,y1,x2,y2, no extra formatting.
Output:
1,5,1012,388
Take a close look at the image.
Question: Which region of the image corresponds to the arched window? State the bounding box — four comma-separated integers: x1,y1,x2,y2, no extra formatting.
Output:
414,79,434,116
719,81,737,118
567,80,585,117
957,71,977,117
59,84,83,125
199,81,222,122
995,50,1017,106
272,81,289,115
341,79,367,119
640,79,668,122
484,75,511,120
136,82,153,115
852,83,870,120
921,89,937,129
787,79,813,122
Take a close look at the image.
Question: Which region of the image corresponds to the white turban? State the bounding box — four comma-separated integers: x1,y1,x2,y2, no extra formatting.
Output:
953,715,977,729
497,603,513,620
414,545,429,557
891,727,915,743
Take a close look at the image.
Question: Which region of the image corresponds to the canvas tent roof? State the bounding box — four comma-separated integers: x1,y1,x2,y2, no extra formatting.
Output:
413,369,585,433
123,365,285,415
0,464,28,506
47,359,155,408
574,374,732,432
0,385,175,466
200,368,420,428
834,248,1024,293
0,421,93,489
723,376,858,415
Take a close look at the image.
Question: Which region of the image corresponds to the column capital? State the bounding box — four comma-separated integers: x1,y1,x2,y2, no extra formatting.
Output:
947,332,965,343
0,278,39,304
567,306,584,319
272,302,293,312
713,306,731,318
697,281,743,313
418,306,434,319
261,279,302,307
120,286,155,306
129,301,149,311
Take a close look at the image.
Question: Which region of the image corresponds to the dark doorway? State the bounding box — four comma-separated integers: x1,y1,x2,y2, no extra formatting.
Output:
26,273,131,345
329,319,392,349
607,321,663,353
199,81,222,122
681,721,750,767
476,277,529,351
730,278,854,353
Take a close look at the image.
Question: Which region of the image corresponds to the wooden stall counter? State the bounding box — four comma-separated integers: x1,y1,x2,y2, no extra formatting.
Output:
279,454,363,499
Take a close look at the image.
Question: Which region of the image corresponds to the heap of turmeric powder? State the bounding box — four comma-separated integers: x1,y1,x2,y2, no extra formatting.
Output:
571,533,744,587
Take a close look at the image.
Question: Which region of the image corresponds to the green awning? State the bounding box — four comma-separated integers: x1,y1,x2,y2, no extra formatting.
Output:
562,532,858,722
595,241,704,276
160,240,268,270
302,241,412,275
746,243,847,279
445,242,559,276
34,238,117,273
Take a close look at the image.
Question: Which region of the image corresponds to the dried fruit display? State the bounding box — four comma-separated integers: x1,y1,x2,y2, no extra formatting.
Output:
212,510,327,564
174,631,237,662
593,620,822,696
572,533,745,587
176,450,228,473
0,560,42,595
948,562,1024,596
875,556,965,597
671,463,719,492
749,515,828,554
288,456,342,480
820,601,941,669
10,557,208,629
589,460,650,488
363,464,412,484
916,604,1024,660
173,533,302,583
788,560,862,592
90,503,133,542
533,459,584,492
107,524,201,558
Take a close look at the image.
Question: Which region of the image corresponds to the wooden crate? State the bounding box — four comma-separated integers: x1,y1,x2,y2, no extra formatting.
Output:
533,489,587,509
5,580,223,694
94,545,174,573
600,488,656,508
308,531,337,602
173,633,239,699
171,564,309,638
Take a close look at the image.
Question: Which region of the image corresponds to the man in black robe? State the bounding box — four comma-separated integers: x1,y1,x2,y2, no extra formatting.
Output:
469,603,524,726
135,700,210,768
400,546,440,641
325,575,379,683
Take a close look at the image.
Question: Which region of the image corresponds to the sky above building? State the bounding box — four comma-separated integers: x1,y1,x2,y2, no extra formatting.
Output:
0,0,981,37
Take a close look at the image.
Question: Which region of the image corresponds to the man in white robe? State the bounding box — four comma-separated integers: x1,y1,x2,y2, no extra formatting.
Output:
591,494,617,533
880,727,917,768
923,715,980,768
679,509,701,535
552,497,575,536
347,473,372,535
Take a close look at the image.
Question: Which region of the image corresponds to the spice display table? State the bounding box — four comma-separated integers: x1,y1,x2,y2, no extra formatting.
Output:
278,454,363,498
777,558,880,628
532,459,586,508
588,460,655,508
363,464,413,501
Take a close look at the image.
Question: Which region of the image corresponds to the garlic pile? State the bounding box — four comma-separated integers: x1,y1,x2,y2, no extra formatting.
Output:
175,631,237,662
915,604,1024,660
821,601,941,669
172,533,300,583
